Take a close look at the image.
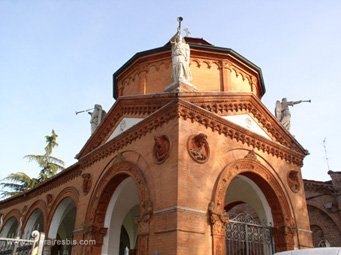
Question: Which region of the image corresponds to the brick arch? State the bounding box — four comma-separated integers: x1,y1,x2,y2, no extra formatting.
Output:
46,186,79,233
21,200,47,235
1,209,21,236
84,159,151,255
2,209,21,227
1,209,21,232
210,158,296,254
307,204,341,246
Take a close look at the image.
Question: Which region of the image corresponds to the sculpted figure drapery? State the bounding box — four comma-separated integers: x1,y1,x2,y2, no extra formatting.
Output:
275,98,310,131
170,17,192,84
89,104,106,134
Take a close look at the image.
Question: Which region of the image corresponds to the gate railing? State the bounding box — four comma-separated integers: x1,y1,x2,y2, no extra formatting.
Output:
226,213,274,255
0,231,45,255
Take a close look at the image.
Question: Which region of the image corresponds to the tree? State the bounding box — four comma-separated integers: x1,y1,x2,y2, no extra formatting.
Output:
0,130,65,198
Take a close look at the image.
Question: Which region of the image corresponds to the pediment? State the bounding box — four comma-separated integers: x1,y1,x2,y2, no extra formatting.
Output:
76,96,172,159
77,93,307,167
106,117,144,142
223,114,272,141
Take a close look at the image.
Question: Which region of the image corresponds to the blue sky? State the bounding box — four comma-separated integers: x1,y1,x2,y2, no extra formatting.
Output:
0,0,340,182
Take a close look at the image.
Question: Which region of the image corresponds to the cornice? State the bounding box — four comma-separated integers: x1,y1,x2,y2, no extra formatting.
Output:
79,96,305,169
304,180,335,195
0,163,81,209
78,93,307,161
76,96,173,159
181,93,306,154
79,100,179,168
177,99,305,166
113,40,266,99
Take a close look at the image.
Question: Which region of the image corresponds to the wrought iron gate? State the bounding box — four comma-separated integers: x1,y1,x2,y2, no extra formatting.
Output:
0,231,45,255
226,213,274,255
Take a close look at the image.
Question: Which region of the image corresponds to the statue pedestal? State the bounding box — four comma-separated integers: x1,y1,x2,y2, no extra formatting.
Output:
164,80,198,93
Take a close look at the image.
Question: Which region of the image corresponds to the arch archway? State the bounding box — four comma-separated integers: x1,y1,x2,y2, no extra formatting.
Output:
22,200,47,238
22,208,44,239
0,209,21,238
85,160,151,255
0,216,19,238
210,158,296,254
307,205,341,246
48,197,77,255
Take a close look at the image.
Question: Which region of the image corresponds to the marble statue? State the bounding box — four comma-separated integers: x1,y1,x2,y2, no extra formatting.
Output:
89,104,106,134
170,17,192,84
275,98,311,131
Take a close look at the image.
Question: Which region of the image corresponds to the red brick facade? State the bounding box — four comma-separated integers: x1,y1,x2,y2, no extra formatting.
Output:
0,38,315,254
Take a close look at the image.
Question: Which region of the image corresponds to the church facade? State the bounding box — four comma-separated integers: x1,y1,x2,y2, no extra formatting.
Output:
0,31,317,255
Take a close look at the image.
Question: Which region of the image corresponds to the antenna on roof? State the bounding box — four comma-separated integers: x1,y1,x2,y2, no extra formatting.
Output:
323,138,330,170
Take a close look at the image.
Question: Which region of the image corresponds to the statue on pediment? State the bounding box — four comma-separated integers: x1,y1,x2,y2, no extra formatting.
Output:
275,98,310,131
89,104,106,134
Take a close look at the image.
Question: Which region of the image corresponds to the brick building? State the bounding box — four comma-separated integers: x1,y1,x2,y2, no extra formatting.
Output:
304,171,341,247
0,31,316,254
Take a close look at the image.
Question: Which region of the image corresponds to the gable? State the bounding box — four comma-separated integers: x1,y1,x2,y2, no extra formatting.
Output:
223,114,272,141
106,117,144,142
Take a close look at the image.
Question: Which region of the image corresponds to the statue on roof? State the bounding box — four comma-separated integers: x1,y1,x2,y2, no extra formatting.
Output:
170,17,192,84
89,104,106,134
275,98,311,131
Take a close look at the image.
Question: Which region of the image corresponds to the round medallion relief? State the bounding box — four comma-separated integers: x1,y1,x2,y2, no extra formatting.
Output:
187,133,210,163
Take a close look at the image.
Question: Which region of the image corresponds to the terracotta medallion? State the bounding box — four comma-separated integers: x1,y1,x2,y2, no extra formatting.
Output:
287,170,300,193
187,133,210,163
153,135,170,164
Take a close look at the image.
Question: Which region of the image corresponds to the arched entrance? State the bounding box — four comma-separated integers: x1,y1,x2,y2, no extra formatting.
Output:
48,197,77,255
102,177,139,255
0,217,19,238
224,176,274,254
85,160,152,255
210,157,297,255
22,208,44,239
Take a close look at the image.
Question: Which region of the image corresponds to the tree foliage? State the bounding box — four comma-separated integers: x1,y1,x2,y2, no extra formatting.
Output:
0,130,65,198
